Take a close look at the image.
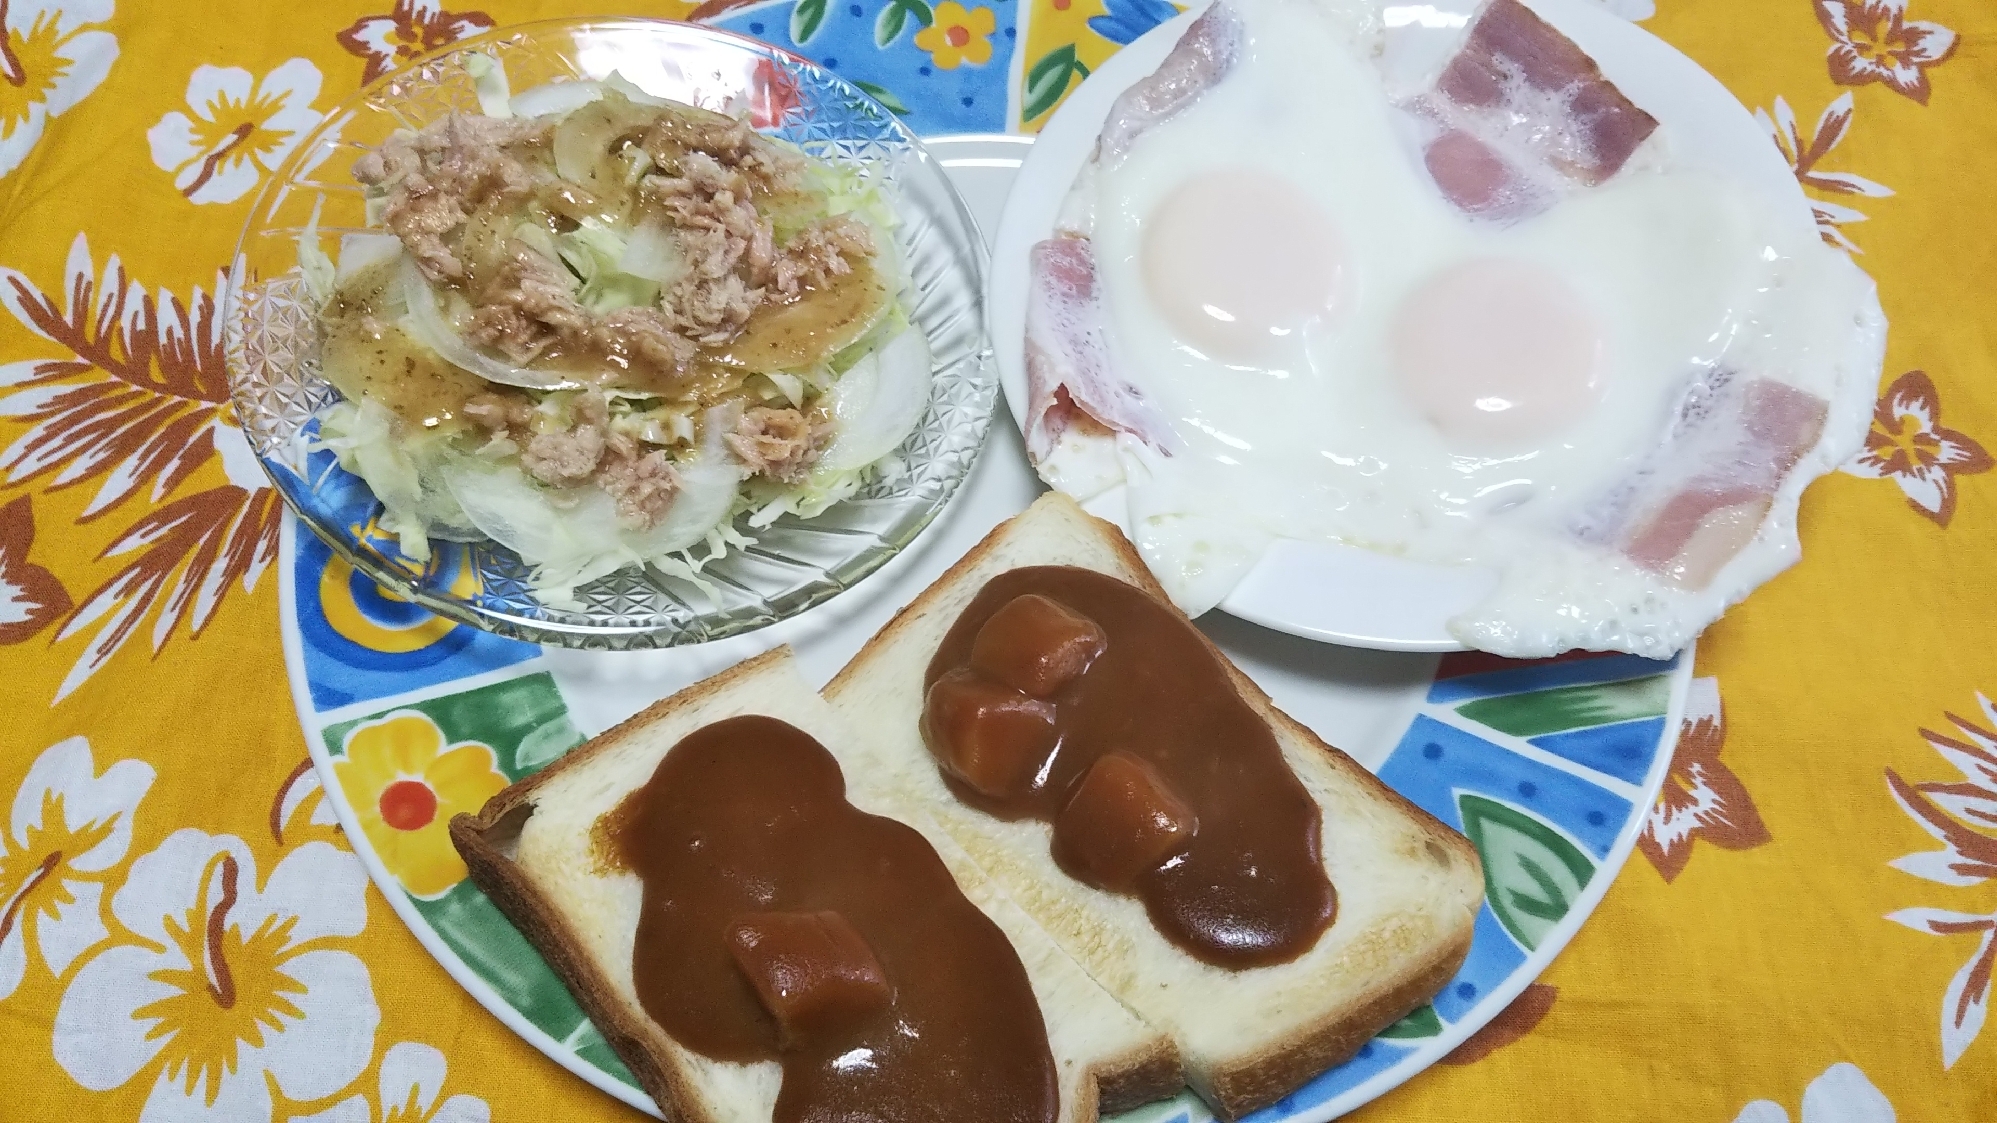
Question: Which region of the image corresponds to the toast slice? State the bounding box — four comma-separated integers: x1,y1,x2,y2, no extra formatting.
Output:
824,494,1485,1118
451,647,1179,1123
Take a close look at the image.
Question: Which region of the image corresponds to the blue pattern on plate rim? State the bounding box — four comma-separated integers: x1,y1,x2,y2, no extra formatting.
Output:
284,513,1682,1119
284,448,538,711
709,0,1020,135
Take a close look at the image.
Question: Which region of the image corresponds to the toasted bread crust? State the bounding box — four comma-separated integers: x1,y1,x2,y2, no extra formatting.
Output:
1204,920,1472,1118
1095,1037,1188,1116
451,647,799,1122
826,492,1483,1120
452,812,702,1121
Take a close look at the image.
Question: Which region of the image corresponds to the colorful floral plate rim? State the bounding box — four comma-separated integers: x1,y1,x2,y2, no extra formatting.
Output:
278,486,1692,1120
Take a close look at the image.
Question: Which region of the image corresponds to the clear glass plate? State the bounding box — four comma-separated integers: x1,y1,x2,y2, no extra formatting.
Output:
225,18,993,649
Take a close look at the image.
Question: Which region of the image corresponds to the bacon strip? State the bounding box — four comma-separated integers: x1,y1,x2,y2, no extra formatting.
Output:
1024,237,1178,462
1619,379,1828,589
1438,0,1657,182
1024,6,1240,473
1408,0,1658,220
1096,2,1244,165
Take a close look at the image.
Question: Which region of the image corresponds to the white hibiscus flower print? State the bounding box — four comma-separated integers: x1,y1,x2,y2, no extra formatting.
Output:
0,735,151,998
53,829,379,1121
291,1042,491,1123
0,0,118,179
146,58,321,205
1733,1062,1896,1123
1757,93,1894,254
1885,694,1997,1067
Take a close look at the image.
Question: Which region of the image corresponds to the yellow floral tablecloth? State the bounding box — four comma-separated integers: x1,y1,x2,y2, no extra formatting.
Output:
2,0,1993,1119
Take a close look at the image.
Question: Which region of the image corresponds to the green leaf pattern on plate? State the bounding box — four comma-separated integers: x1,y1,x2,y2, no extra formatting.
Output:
1459,793,1598,951
1455,674,1671,738
793,0,829,45
1378,1003,1444,1039
1023,44,1090,123
854,78,912,115
875,0,934,47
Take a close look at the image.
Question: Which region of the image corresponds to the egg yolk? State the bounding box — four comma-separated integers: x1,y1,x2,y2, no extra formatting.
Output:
1390,258,1604,449
1141,170,1346,364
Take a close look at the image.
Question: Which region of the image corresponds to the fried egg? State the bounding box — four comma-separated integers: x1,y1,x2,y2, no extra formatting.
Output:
1060,0,1883,656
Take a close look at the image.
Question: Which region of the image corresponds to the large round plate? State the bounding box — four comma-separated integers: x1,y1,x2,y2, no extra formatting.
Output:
283,136,1692,1122
988,0,1817,651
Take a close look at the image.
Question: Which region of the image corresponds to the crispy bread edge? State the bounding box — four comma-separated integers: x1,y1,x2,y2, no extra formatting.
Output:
1204,922,1474,1120
1094,1036,1188,1117
826,492,1485,1117
447,646,800,1123
449,812,709,1123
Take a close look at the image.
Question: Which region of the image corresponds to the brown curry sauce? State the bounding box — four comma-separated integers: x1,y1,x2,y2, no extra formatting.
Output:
603,715,1059,1123
923,567,1337,969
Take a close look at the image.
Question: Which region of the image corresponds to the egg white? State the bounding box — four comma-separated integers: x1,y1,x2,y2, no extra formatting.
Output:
1079,0,1880,654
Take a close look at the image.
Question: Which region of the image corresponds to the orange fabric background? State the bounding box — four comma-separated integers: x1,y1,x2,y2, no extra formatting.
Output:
1,0,1992,1119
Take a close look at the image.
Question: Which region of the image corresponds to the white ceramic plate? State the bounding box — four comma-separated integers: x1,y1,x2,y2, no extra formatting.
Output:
987,0,1817,651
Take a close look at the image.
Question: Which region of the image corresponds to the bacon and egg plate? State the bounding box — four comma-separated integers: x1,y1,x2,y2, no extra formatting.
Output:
1022,0,1886,657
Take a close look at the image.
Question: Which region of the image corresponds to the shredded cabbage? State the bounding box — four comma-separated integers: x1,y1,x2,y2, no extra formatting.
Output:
557,219,660,313
806,158,901,237
315,398,478,562
745,462,872,527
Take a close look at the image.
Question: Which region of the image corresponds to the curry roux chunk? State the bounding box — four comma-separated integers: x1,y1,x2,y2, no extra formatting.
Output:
969,593,1108,697
727,910,892,1044
607,715,1058,1123
1053,752,1198,891
921,670,1060,800
925,566,1337,970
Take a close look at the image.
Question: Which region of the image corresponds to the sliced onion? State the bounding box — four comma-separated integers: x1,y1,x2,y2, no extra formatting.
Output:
625,406,748,557
509,79,603,119
439,459,631,591
602,71,671,107
817,328,933,472
396,256,578,391
336,234,404,284
553,97,656,189
616,219,687,285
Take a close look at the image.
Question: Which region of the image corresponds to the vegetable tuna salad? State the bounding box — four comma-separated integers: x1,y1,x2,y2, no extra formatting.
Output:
303,65,931,600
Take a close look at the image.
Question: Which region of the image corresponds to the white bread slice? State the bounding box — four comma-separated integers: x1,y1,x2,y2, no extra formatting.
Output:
823,494,1485,1119
450,646,1179,1123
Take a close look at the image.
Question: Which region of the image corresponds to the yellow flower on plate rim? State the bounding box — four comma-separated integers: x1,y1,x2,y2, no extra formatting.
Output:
916,2,997,69
333,712,507,899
